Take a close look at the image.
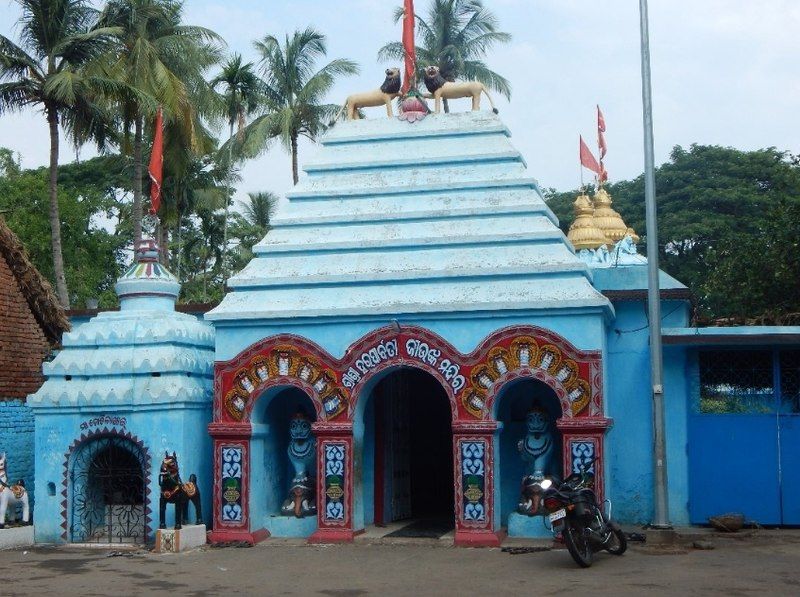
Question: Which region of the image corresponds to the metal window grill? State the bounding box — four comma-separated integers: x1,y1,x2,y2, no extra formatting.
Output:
780,350,800,413
69,437,147,544
698,350,774,414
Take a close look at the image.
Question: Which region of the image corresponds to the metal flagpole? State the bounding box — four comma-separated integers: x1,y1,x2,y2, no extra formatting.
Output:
638,0,671,529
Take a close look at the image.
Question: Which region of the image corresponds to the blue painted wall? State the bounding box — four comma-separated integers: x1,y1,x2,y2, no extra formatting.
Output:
32,405,212,544
604,299,691,526
0,399,35,508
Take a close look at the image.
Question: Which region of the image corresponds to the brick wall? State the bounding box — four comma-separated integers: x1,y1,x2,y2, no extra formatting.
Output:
0,252,50,399
0,399,35,506
0,253,50,512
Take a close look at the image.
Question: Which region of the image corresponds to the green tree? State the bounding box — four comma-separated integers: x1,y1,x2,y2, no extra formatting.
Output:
232,28,359,185
97,0,222,248
378,0,511,111
0,0,121,306
228,190,278,273
0,153,127,308
545,145,800,321
210,53,263,264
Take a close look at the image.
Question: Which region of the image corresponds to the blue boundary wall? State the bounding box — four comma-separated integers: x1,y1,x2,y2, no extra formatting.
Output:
0,399,35,507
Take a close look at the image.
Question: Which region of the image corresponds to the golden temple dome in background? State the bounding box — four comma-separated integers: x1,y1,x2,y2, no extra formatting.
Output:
592,187,638,244
567,193,608,250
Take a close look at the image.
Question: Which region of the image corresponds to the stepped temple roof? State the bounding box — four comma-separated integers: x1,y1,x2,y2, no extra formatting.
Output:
29,241,214,408
208,111,612,323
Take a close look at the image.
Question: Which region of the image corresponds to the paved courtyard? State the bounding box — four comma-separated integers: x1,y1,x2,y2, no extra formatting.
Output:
1,530,799,596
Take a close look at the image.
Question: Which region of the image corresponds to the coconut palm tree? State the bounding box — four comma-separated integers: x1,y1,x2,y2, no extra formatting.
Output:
232,28,359,185
97,0,223,249
228,191,278,273
378,0,511,112
0,0,121,307
210,53,262,266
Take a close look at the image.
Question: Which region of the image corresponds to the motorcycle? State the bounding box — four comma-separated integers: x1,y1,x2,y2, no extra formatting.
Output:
538,460,627,568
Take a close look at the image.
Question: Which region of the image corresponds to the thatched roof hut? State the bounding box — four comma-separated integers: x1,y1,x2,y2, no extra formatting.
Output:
0,216,70,345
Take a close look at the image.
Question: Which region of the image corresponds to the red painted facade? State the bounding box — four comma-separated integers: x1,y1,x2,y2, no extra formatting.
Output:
209,324,611,546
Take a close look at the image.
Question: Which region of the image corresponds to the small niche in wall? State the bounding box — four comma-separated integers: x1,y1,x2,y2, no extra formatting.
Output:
47,482,56,496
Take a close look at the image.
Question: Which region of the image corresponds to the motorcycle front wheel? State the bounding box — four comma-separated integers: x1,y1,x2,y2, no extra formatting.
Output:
605,522,628,555
564,519,593,568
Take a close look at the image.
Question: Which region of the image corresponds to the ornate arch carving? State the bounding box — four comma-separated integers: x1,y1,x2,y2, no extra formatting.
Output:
214,324,602,424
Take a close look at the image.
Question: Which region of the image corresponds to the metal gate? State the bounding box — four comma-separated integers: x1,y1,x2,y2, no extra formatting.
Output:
689,348,800,525
69,437,147,544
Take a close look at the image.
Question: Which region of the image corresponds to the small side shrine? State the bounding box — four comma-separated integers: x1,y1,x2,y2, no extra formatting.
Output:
207,111,614,546
28,241,214,545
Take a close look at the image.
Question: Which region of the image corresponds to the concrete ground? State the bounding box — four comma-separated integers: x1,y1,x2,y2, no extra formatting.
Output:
1,529,799,596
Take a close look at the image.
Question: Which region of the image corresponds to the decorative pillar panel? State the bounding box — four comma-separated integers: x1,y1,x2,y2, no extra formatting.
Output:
213,440,249,536
220,444,245,524
322,442,348,524
309,422,354,543
457,438,489,526
208,421,259,544
556,419,612,504
452,422,502,547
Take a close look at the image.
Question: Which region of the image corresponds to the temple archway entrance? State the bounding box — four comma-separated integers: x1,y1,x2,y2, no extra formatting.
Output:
360,368,454,537
68,436,147,544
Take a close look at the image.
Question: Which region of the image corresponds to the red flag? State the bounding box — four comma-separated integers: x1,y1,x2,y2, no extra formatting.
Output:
401,0,415,94
597,105,607,160
148,107,164,215
579,135,602,175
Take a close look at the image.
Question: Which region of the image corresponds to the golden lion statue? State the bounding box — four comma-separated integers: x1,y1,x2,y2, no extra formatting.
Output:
423,65,498,115
337,68,402,120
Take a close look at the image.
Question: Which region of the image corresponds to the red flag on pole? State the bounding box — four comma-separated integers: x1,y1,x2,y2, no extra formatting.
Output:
597,105,607,160
148,107,164,215
579,135,602,175
401,0,416,94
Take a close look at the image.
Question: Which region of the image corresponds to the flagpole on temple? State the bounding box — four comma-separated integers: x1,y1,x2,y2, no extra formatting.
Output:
147,106,164,261
638,0,671,530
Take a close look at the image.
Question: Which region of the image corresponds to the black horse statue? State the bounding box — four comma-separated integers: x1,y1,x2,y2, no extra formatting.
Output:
159,452,202,530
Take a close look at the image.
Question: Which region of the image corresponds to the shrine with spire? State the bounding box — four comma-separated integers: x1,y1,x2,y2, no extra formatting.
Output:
19,4,800,551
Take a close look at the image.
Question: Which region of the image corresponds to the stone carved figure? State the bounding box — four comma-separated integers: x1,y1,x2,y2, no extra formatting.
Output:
337,68,402,120
517,408,555,516
422,65,498,115
158,452,202,530
0,453,29,528
281,412,317,518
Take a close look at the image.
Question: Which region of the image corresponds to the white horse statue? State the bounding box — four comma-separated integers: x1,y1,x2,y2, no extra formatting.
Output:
0,453,30,528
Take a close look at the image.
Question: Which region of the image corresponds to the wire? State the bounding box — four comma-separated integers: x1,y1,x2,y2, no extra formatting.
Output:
614,303,684,336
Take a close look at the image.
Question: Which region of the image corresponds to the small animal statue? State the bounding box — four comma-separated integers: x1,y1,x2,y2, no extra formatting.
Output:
422,65,498,115
0,453,29,528
159,452,202,530
516,408,555,516
280,412,317,518
337,67,402,120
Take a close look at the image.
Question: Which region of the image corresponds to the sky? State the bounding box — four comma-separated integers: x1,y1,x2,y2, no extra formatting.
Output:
1,0,798,209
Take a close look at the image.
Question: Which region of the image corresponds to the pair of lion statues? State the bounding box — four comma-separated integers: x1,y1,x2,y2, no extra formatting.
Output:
338,65,498,120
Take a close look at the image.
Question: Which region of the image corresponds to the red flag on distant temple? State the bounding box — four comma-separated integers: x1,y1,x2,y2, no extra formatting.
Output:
597,105,607,159
401,0,416,94
579,135,602,175
148,107,164,215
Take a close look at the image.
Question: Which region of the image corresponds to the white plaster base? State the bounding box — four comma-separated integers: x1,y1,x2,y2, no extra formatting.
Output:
155,524,207,553
0,525,34,550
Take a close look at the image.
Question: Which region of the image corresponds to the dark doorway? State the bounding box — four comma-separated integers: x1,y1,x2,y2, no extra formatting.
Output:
373,368,453,536
69,437,147,544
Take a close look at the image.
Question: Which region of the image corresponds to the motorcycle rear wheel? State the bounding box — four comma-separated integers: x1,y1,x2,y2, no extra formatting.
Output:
564,520,593,568
605,522,628,555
